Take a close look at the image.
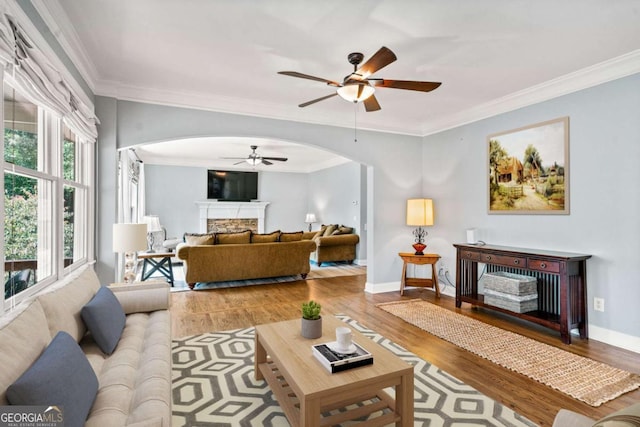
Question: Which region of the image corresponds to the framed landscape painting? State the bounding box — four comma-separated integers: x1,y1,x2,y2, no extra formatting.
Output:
488,117,569,214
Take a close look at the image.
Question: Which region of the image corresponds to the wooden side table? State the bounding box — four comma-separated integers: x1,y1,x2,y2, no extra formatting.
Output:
398,252,441,297
138,252,175,286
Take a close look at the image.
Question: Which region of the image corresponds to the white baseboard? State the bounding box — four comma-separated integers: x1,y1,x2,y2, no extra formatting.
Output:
588,325,640,354
354,258,367,266
364,281,400,294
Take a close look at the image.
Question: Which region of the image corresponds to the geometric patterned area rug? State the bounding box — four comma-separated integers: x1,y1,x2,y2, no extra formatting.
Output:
377,299,640,407
172,315,537,426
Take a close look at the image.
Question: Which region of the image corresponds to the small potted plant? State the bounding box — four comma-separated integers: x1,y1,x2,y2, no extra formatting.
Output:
301,300,322,339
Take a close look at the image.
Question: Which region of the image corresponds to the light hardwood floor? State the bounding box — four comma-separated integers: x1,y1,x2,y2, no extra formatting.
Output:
170,273,640,427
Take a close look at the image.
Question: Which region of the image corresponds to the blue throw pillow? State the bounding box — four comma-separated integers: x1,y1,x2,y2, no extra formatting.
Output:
81,286,126,354
7,331,98,427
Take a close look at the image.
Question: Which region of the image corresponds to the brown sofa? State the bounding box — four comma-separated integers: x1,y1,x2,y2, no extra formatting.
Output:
176,230,316,289
303,225,360,266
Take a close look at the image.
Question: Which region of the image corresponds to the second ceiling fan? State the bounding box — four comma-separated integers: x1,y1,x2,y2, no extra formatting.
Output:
278,46,441,112
223,145,288,166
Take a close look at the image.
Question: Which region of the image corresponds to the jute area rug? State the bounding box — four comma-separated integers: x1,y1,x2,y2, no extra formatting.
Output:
170,262,366,292
377,299,640,407
172,315,536,426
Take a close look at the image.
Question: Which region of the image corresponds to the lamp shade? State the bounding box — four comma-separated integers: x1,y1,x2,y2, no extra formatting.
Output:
113,223,148,253
142,215,162,232
406,199,434,226
305,213,317,223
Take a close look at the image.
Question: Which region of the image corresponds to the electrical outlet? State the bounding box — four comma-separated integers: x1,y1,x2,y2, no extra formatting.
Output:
594,297,605,312
439,263,449,276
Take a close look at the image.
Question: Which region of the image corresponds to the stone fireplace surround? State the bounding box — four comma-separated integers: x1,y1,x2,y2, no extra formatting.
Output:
196,201,269,234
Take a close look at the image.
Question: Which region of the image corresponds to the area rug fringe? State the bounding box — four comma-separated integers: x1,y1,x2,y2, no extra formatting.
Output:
376,299,640,407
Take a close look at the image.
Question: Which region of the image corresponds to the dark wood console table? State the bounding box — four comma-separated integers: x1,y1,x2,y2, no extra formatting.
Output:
454,243,591,344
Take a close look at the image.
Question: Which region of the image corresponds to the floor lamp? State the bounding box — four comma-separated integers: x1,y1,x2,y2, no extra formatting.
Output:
113,223,148,283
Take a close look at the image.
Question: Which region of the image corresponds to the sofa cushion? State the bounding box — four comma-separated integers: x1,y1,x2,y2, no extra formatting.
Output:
280,231,304,242
36,266,101,341
0,300,51,405
592,403,640,426
184,233,215,245
332,226,354,235
7,331,98,427
323,224,338,236
251,230,280,243
83,311,171,427
81,286,126,354
216,230,251,244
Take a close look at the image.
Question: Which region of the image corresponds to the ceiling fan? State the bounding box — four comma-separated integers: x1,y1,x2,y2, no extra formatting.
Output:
223,145,288,166
278,46,441,112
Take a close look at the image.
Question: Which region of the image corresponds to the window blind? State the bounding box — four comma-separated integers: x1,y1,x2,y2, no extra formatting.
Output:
0,9,98,142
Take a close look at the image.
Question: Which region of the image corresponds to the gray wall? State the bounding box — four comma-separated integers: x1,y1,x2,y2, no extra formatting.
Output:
143,165,309,236
422,72,640,347
144,165,203,238
95,99,423,288
259,172,309,232
308,161,367,262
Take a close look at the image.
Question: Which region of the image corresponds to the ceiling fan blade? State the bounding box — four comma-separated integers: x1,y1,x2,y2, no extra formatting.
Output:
357,46,397,77
363,94,381,112
299,92,338,108
222,157,249,160
233,160,246,165
371,79,441,92
278,71,341,87
262,157,288,162
262,159,273,166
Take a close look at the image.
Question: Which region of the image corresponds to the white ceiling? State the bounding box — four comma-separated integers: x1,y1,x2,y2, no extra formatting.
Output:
35,0,640,170
131,137,351,173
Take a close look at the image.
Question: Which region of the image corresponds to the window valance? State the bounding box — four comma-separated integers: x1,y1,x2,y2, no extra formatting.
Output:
0,8,98,142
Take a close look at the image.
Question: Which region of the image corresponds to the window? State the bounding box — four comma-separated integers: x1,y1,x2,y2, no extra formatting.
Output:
2,81,94,306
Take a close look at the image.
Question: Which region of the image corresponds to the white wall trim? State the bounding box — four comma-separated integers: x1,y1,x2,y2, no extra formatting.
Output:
589,325,640,354
364,280,400,294
422,49,640,136
354,259,367,267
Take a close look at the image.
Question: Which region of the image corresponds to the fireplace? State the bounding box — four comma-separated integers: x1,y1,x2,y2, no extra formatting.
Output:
207,218,258,233
196,201,269,233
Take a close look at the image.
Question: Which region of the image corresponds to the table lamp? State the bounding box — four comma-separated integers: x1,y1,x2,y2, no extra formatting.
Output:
113,223,148,283
305,213,317,232
406,198,434,255
142,215,163,252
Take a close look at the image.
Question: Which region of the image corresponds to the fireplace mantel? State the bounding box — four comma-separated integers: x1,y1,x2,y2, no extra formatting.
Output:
196,201,270,233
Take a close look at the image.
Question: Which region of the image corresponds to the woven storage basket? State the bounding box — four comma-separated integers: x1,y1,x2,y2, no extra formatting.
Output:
483,271,536,296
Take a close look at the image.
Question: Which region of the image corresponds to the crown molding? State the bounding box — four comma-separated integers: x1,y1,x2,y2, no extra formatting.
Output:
421,49,640,136
30,0,99,93
94,79,424,136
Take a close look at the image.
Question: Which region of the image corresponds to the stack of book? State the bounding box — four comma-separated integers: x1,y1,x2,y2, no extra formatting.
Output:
312,341,373,373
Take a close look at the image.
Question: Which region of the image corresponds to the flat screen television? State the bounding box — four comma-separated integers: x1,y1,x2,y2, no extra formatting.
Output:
207,170,258,201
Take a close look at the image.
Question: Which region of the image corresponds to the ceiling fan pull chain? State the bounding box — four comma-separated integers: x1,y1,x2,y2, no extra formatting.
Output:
354,103,358,143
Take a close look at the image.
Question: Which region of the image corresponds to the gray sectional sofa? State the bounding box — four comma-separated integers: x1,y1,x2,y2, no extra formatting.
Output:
0,265,172,426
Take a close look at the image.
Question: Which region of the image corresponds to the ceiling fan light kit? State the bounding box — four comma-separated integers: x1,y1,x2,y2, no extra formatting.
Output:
278,46,441,112
337,82,375,103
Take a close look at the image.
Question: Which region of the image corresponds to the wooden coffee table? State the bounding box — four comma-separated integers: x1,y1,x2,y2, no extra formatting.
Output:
254,316,414,427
